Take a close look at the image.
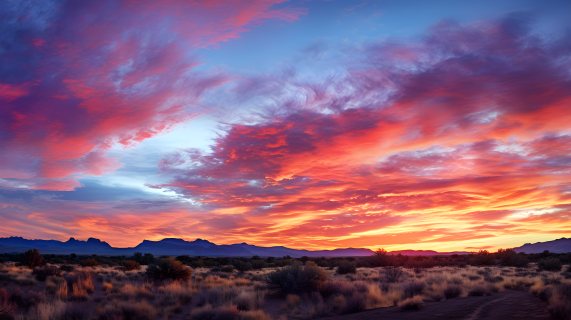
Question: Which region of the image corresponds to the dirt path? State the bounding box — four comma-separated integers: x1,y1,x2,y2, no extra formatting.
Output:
321,290,552,320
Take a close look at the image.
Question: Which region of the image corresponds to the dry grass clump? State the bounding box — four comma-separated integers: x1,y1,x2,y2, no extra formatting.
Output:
234,290,264,311
443,284,462,299
15,300,67,320
343,293,367,314
538,258,562,272
403,281,425,298
239,310,273,320
265,262,328,295
336,261,357,275
97,299,157,320
0,288,17,315
102,282,113,292
398,295,424,310
147,257,193,282
121,260,141,271
158,281,195,305
33,266,61,281
548,283,571,320
79,258,99,267
195,287,240,307
119,283,153,300
190,304,239,320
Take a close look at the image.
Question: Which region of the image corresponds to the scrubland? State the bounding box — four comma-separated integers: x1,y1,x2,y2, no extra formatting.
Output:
0,250,570,320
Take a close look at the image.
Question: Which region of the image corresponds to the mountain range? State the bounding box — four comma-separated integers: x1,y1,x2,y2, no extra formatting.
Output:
0,236,568,257
513,237,571,254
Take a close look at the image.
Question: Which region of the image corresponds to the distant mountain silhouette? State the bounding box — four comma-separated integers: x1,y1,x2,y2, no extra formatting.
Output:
0,236,374,257
388,250,470,256
513,237,571,253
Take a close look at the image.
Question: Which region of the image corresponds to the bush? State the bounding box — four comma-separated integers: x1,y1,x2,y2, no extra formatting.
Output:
265,262,328,295
98,300,156,320
403,281,425,298
59,265,75,272
232,260,253,273
497,249,528,267
343,293,367,314
0,288,17,315
382,266,402,282
220,265,235,273
538,258,562,272
337,261,357,275
121,260,141,271
444,284,462,299
548,284,571,320
398,296,425,310
239,310,272,320
146,257,193,282
21,249,43,269
191,305,239,320
79,259,99,267
33,266,61,281
468,285,487,296
251,260,267,270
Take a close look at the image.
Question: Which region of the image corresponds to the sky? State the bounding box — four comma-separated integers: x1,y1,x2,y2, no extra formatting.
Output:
1,0,571,252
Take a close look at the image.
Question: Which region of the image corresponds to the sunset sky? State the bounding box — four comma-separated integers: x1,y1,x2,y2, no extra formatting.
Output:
1,0,571,252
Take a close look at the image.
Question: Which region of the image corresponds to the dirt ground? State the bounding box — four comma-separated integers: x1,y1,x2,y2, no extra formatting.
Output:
319,290,551,320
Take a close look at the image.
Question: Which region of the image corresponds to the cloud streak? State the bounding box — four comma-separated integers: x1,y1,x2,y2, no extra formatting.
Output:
0,0,305,190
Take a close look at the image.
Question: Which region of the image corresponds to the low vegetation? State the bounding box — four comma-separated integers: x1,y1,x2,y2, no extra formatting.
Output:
0,248,568,319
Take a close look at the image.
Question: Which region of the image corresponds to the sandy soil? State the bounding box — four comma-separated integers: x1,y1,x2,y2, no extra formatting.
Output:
319,290,551,320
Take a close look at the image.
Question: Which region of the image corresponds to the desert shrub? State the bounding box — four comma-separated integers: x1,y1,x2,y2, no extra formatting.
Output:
265,262,327,295
319,281,346,298
443,284,462,299
382,266,402,283
27,290,46,306
468,285,487,296
120,283,152,300
337,261,357,275
468,250,495,266
232,260,253,273
538,258,562,272
0,288,17,315
468,275,481,281
403,281,425,298
21,249,43,269
548,284,571,320
63,303,90,320
234,291,263,311
286,294,300,308
238,310,272,320
191,304,239,320
59,265,75,272
98,300,157,320
33,266,61,281
221,265,235,273
398,296,424,310
195,287,239,307
251,260,267,270
102,282,113,292
484,275,504,283
21,300,67,320
120,300,156,320
146,257,193,282
79,259,99,267
497,249,528,267
343,294,367,314
121,260,141,271
56,282,68,300
531,283,553,302
362,249,396,267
